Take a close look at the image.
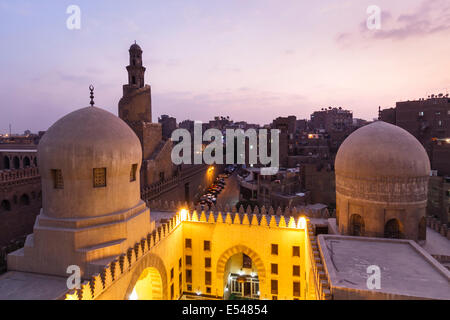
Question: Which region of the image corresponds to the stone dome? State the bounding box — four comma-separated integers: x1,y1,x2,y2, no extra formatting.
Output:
335,121,430,179
38,107,142,219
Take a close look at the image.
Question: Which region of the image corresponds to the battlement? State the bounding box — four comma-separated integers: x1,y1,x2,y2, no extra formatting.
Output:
147,199,332,219
63,206,313,300
0,167,40,186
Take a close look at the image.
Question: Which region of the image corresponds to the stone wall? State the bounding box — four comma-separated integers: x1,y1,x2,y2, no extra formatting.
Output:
141,164,222,204
0,168,41,247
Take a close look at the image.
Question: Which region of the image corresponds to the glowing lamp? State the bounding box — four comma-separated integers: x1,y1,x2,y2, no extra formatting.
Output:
180,208,188,222
129,289,138,300
297,216,306,229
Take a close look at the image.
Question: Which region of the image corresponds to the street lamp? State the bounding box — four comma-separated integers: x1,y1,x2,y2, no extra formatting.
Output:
297,216,306,229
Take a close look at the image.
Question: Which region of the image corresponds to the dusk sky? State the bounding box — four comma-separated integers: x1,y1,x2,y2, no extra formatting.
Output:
1,0,450,133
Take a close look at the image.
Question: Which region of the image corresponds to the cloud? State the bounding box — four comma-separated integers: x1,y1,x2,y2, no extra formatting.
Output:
336,0,450,46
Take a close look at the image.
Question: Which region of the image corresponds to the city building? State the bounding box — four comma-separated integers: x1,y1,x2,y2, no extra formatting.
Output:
158,115,177,139
379,96,450,228
428,174,450,226
237,167,308,209
0,146,41,273
380,95,450,176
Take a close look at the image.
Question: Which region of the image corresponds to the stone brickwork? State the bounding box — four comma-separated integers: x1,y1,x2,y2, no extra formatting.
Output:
0,167,41,247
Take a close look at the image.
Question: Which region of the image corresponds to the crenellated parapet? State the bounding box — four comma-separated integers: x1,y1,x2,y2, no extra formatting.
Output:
427,216,450,240
63,208,310,300
0,167,40,187
147,200,331,219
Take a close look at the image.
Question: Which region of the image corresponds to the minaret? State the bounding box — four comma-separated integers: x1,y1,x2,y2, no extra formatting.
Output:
124,42,146,94
119,42,152,123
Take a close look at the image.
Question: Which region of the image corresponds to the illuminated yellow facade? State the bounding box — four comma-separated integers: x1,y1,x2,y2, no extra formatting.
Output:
64,210,324,301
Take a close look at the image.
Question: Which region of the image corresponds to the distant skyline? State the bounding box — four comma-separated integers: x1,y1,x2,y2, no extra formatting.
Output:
1,0,450,133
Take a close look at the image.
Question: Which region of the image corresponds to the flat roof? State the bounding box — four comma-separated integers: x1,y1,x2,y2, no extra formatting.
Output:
318,234,450,300
0,271,68,300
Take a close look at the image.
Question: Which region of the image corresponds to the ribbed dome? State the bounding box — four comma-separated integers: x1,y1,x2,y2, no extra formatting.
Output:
38,107,142,219
335,121,430,179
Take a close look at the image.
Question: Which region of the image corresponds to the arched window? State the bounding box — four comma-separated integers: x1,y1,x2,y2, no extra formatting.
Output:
1,200,11,211
3,156,10,169
20,194,30,206
418,217,426,241
350,214,365,236
23,156,31,167
385,219,401,239
13,156,20,169
132,76,136,85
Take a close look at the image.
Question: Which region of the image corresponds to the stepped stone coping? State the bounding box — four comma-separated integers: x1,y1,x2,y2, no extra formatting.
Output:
77,239,126,252
37,201,148,229
148,203,329,218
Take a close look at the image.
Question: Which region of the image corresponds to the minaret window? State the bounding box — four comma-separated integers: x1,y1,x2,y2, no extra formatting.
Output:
93,168,107,188
132,76,136,85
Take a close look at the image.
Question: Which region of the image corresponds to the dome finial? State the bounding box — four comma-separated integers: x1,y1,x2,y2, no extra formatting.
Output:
89,85,95,107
